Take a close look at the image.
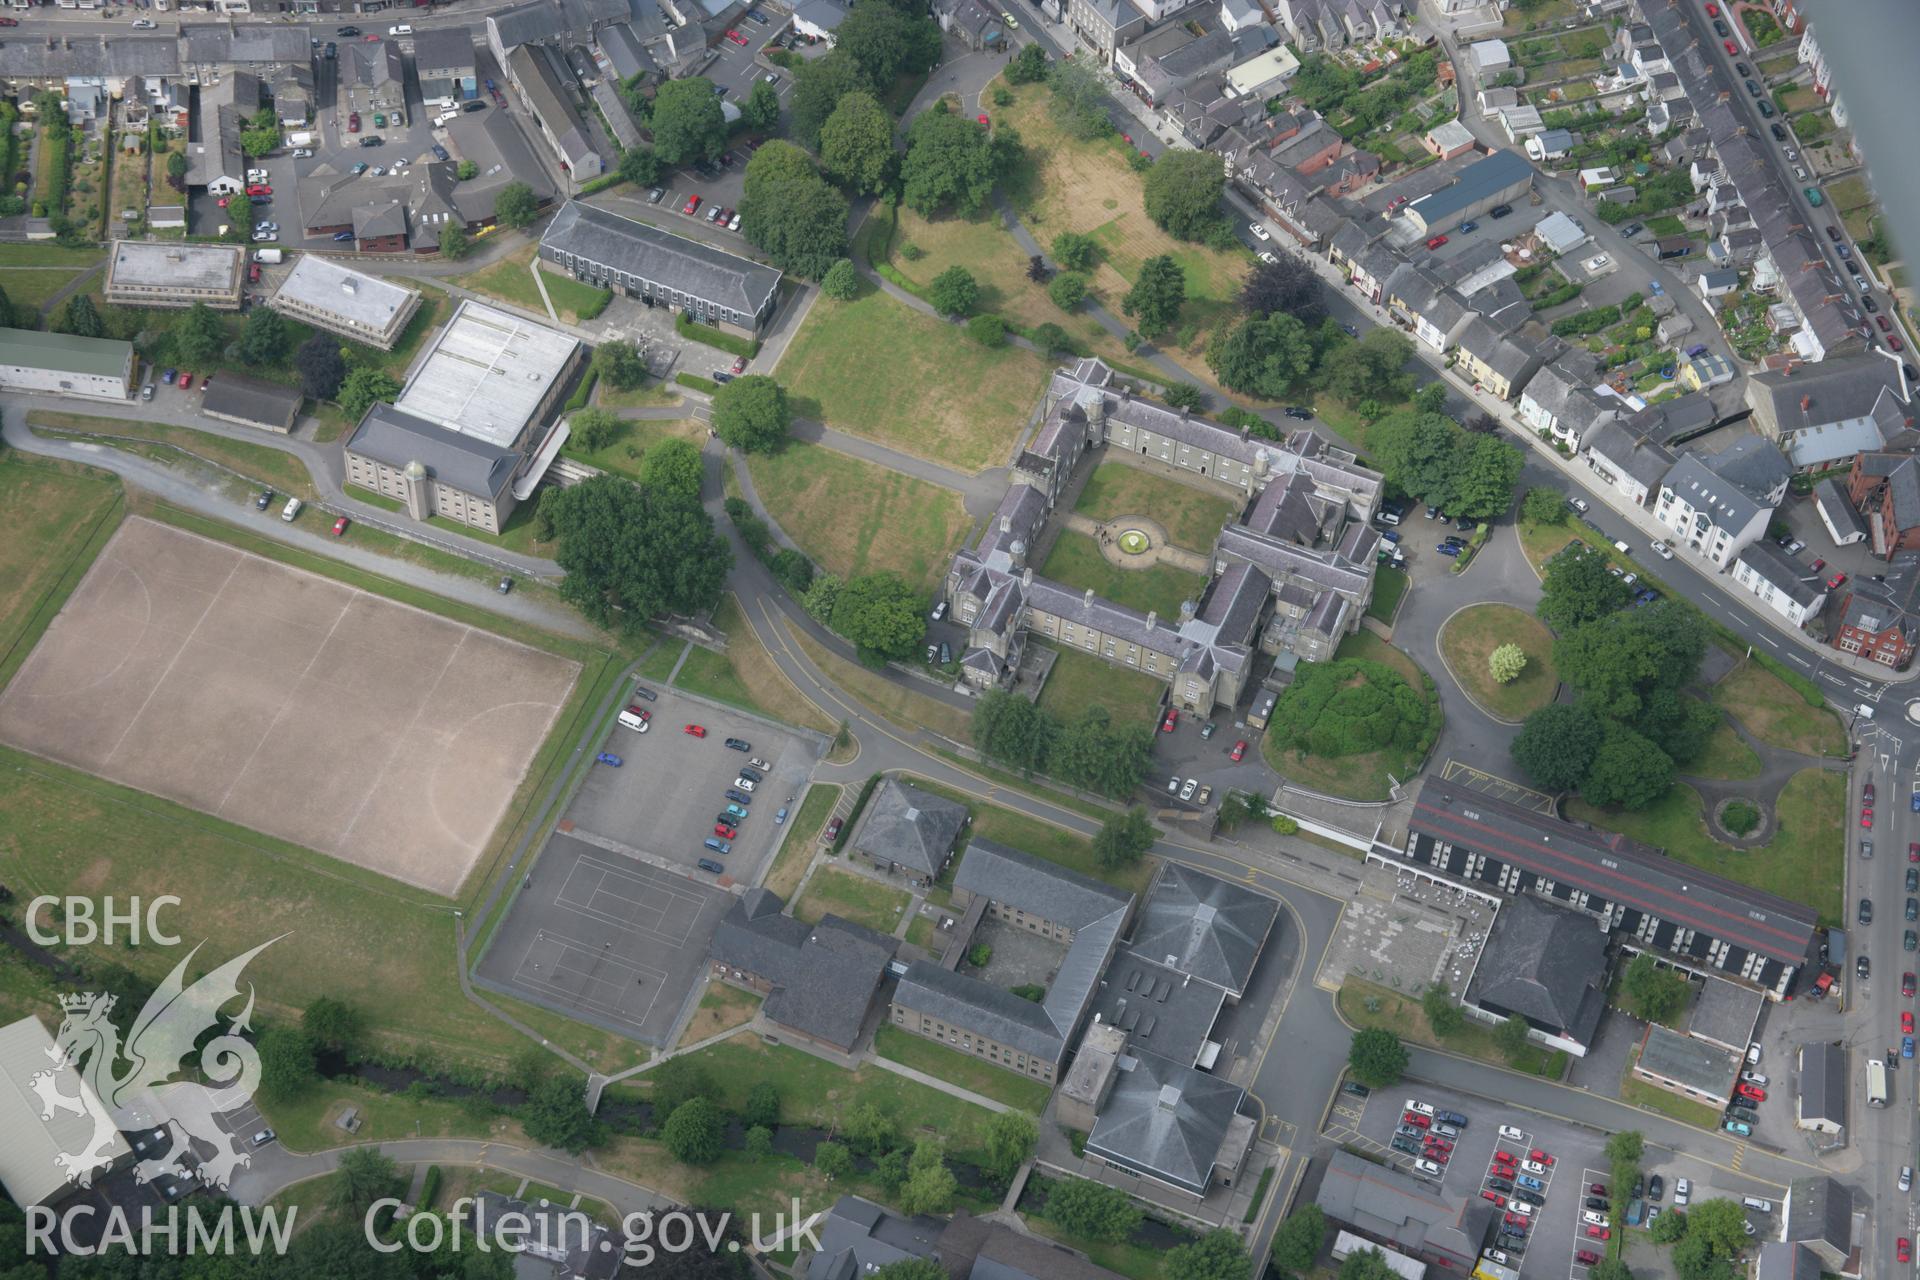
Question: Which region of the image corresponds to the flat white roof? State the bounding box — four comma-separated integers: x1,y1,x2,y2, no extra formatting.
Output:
107,240,242,292
273,255,420,332
394,299,579,448
0,1015,131,1207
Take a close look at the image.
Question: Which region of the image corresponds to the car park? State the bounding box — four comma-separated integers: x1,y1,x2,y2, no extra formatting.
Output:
1516,1174,1544,1192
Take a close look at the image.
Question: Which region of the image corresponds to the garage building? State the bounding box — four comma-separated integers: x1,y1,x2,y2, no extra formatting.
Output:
103,240,246,310
0,327,136,401
201,371,304,434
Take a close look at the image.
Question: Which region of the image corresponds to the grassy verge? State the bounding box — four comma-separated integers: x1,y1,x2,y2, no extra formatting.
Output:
1035,642,1166,726
1367,566,1408,623
676,311,759,359
930,750,1118,823
766,783,838,900
1022,1209,1179,1280
792,866,912,934
1621,1046,1725,1129
1690,723,1761,781
789,626,975,743
1337,978,1569,1079
1711,659,1845,756
1039,531,1208,620
872,1024,1052,1112
28,409,317,500
560,416,704,484
674,594,837,735
1438,602,1559,722
910,777,1154,898
677,982,763,1047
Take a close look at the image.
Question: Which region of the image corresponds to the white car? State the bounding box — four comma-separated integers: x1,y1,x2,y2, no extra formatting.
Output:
1747,1042,1763,1065
1793,166,1807,181
1520,1159,1548,1176
246,170,269,183
130,17,156,27
1582,1212,1610,1228
1569,496,1590,514
1901,1167,1913,1193
1486,1252,1512,1266
1584,254,1611,272
1742,1070,1768,1086
292,147,315,159
748,757,771,771
1180,778,1197,801
1259,251,1278,265
1510,1202,1534,1218
1249,222,1271,242
1405,1099,1436,1117
1414,1158,1442,1177
1497,1124,1526,1141
733,776,756,793
1675,1177,1691,1206
1784,147,1798,161
1651,540,1673,559
1167,775,1182,794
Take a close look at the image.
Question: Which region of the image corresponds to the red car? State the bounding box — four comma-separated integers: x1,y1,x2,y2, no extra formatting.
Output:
714,822,737,839
1890,335,1905,352
348,112,361,132
684,723,707,737
1528,1149,1553,1165
1878,316,1893,333
246,184,271,196
977,113,990,128
1505,1213,1528,1229
731,355,748,374
1401,1111,1430,1127
1736,1082,1767,1101
1863,808,1875,828
178,372,194,390
1492,1150,1517,1165
1904,972,1917,996
1865,782,1875,804
1426,1138,1453,1154
1587,1227,1611,1241
725,27,748,43
1577,1252,1602,1266
331,516,350,536
683,194,703,215
1589,1183,1607,1195
824,816,844,842
248,261,261,283
1810,558,1826,574
1161,709,1178,732
1724,38,1737,53
1704,1,1717,12
1480,1190,1505,1206
1902,1011,1913,1034
1900,1240,1912,1265
1829,571,1849,589
217,196,231,208
627,705,651,724
1230,740,1247,762
1426,234,1448,250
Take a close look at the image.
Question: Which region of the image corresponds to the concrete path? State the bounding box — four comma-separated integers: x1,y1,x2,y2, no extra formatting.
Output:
866,1055,1012,1114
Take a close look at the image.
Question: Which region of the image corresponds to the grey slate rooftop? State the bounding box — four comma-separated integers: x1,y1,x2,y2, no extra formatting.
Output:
1086,946,1226,1069
854,779,970,877
895,960,1066,1062
1464,893,1607,1046
806,1197,946,1280
709,888,897,1049
1129,863,1278,997
344,402,520,499
200,371,302,432
1735,540,1827,610
541,200,782,318
1084,1050,1250,1197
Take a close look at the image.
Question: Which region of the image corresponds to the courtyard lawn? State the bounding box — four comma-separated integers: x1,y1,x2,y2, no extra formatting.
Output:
747,443,972,594
1711,659,1846,756
450,246,610,325
674,594,837,736
1690,722,1762,781
1366,566,1409,623
766,783,839,900
1039,531,1208,621
0,263,100,320
362,286,447,379
1336,978,1568,1079
1070,461,1237,552
1262,632,1437,802
778,286,1050,472
872,1025,1052,1112
1515,517,1586,574
913,777,1154,898
792,866,912,935
1034,642,1166,728
677,982,762,1048
560,416,706,484
1438,603,1559,723
1567,768,1845,926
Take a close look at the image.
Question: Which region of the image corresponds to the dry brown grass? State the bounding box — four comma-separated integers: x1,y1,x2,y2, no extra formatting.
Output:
747,444,973,593
789,625,975,744
676,981,762,1047
712,593,839,736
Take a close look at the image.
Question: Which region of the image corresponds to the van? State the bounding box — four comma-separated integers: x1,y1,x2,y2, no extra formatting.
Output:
703,837,732,855
1612,539,1630,554
617,709,648,731
1858,703,1877,721
1377,509,1401,526
281,497,302,522
434,111,457,126
389,23,413,34
1742,1197,1774,1214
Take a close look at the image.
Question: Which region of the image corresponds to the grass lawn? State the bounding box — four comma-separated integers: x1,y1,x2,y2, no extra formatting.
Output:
0,454,124,689
678,981,762,1047
1515,517,1587,574
256,1076,526,1152
1071,462,1237,552
1262,633,1436,802
595,379,683,410
0,263,98,320
1568,768,1845,926
1040,532,1207,621
1712,659,1845,756
767,783,838,900
1035,642,1166,727
913,777,1154,898
364,285,448,380
349,483,559,559
872,1024,1052,1112
450,246,609,325
1023,1213,1179,1280
1338,978,1568,1079
790,626,975,744
779,285,1049,472
1367,566,1409,623
1438,603,1559,723
1690,722,1762,781
675,594,837,736
28,409,316,499
792,866,912,934
747,443,972,594
905,915,936,949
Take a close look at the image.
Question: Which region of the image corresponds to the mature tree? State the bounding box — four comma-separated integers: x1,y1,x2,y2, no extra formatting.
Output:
662,1096,726,1165
54,292,103,338
1045,1177,1142,1243
711,374,792,453
791,49,872,150
1142,150,1226,241
1650,1208,1689,1244
1030,321,1074,354
1167,1230,1253,1280
437,222,473,261
236,306,288,366
1347,1027,1407,1087
1604,1130,1644,1166
296,332,347,400
1672,1234,1733,1280
966,314,1006,346
256,1026,316,1101
590,337,647,391
744,79,782,131
523,1075,601,1153
1450,433,1524,519
1242,250,1326,322
1052,230,1098,272
928,264,979,317
650,1056,719,1120
1093,807,1156,869
547,474,731,632
902,107,999,216
1622,953,1690,1023
1511,703,1605,793
835,0,941,85
334,1148,403,1219
1270,1205,1327,1278
1207,311,1314,398
302,996,366,1054
1123,255,1186,335
457,158,481,180
494,181,539,229
830,572,926,661
1163,382,1206,411
1522,486,1570,525
1366,409,1459,506
742,1080,781,1130
337,366,400,422
1323,326,1413,403
984,1110,1038,1179
1493,1013,1532,1059
1684,1199,1750,1258
166,149,189,189
1489,643,1527,684
815,1141,854,1180
651,78,729,166
974,688,1055,773
1338,1250,1397,1280
875,1262,948,1280
1591,1261,1637,1280
1048,271,1087,311
636,438,704,504
241,105,281,158
819,91,896,195
1414,382,1448,414
1006,41,1050,84
568,407,619,453
745,1125,775,1160
1047,57,1110,139
1540,548,1634,631
899,1139,957,1215
741,142,851,279
617,145,660,186
1421,983,1465,1036
821,258,860,301
221,193,254,244
1555,605,1709,725
171,301,225,368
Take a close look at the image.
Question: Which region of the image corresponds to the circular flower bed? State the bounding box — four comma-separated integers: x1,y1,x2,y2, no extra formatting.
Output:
1117,529,1150,555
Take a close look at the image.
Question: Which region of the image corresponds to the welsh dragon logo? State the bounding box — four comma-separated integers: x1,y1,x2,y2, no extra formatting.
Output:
29,938,280,1192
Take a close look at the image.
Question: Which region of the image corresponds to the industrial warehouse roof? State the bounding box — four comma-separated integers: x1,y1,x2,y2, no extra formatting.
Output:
273,255,420,335
0,326,133,378
1410,783,1818,965
0,1015,132,1208
392,299,578,448
540,200,782,318
1406,148,1532,226
106,240,243,293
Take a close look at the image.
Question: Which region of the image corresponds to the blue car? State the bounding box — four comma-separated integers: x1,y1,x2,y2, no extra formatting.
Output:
1516,1174,1544,1192
333,230,354,242
1437,543,1462,557
725,802,749,820
1723,1119,1751,1136
704,837,732,855
725,788,753,806
1458,220,1477,234
1380,530,1401,543
1911,790,1919,812
1906,1036,1915,1059
595,752,622,766
775,806,790,825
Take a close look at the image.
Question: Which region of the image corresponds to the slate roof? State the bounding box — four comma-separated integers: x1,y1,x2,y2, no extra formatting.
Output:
1756,1244,1824,1280
542,200,782,317
1455,315,1544,385
1784,1177,1852,1257
855,779,970,876
1815,477,1870,541
895,960,1067,1061
1839,550,1920,640
199,370,302,431
1736,541,1826,610
412,24,477,75
444,107,559,223
1638,1022,1739,1096
806,1197,946,1280
1661,452,1766,530
352,199,409,241
1466,893,1607,1044
510,43,597,174
1750,357,1910,433
1858,453,1920,532
937,1213,1128,1280
1700,434,1791,502
955,839,1131,930
344,402,520,499
1129,863,1277,997
1797,1042,1845,1127
1410,782,1819,965
1084,1051,1249,1196
489,0,630,50
0,34,177,79
1317,1149,1497,1264
709,889,897,1048
182,22,312,64
1087,946,1226,1069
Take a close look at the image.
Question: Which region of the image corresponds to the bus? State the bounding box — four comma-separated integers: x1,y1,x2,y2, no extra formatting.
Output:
1868,1056,1890,1108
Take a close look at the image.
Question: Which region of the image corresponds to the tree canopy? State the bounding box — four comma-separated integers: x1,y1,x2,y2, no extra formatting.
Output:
791,50,873,150
902,107,1000,217
1142,151,1226,241
836,0,942,86
1167,1230,1253,1280
1242,251,1326,323
1323,327,1414,403
1540,547,1635,630
1347,1027,1407,1087
829,572,927,662
1092,806,1156,869
1511,703,1605,793
1044,1177,1141,1243
296,333,347,400
929,265,979,317
1270,1205,1327,1277
1123,255,1186,335
1046,58,1111,139
639,438,705,504
818,91,897,195
740,142,851,279
1622,953,1690,1023
494,181,539,229
662,1096,726,1164
1207,311,1315,399
651,78,729,166
592,338,649,390
711,374,792,453
546,475,731,632
521,1075,601,1154
337,366,400,422
172,302,225,368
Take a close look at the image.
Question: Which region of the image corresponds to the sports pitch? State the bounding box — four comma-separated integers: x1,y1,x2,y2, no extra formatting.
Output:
0,517,579,895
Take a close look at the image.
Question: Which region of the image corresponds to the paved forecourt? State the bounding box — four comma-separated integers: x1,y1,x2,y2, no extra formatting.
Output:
0,517,578,896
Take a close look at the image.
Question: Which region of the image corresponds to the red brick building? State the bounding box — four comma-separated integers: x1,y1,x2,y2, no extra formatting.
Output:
1846,453,1920,558
1832,550,1920,668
